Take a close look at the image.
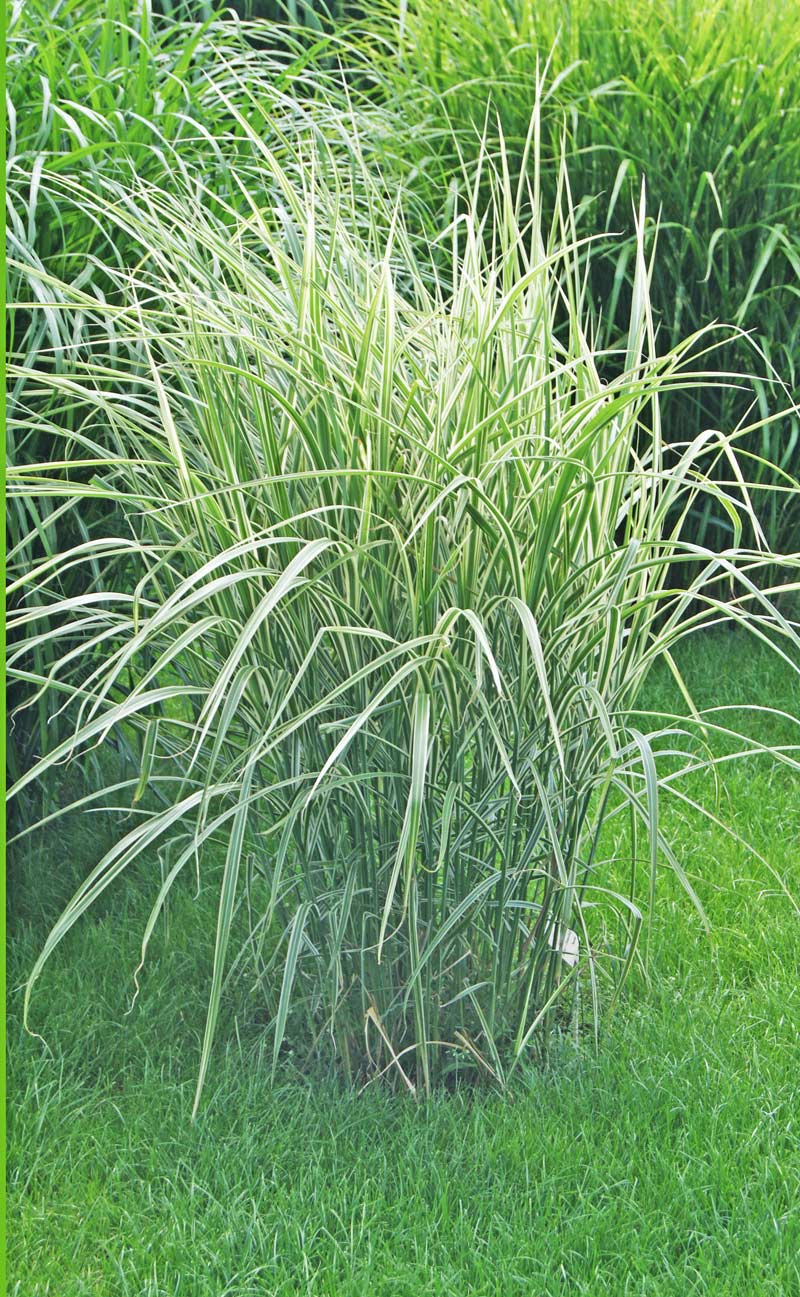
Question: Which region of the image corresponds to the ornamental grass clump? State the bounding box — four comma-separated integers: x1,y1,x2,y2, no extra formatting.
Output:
8,126,800,1107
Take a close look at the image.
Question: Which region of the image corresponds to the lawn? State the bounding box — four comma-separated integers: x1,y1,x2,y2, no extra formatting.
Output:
8,629,799,1296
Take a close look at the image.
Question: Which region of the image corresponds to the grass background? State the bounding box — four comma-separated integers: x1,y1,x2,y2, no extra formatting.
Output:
9,628,799,1295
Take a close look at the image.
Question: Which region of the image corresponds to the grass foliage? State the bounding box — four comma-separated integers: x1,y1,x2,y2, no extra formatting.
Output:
366,0,800,550
9,112,800,1099
5,0,394,778
6,0,800,1104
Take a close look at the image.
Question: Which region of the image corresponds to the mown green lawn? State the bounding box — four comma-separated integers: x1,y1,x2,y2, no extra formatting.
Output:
8,629,800,1296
